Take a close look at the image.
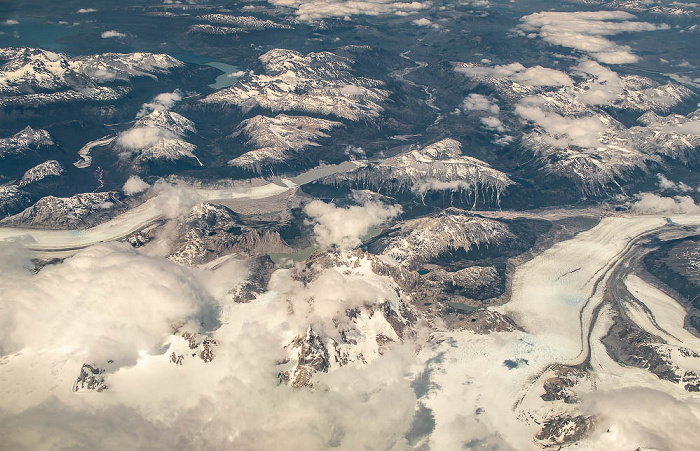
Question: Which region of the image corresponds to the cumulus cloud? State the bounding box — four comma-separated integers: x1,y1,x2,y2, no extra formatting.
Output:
631,192,700,214
0,242,215,364
101,30,127,39
657,173,694,192
515,96,607,148
516,11,669,64
660,119,700,136
572,60,625,105
456,62,573,87
412,17,440,28
77,8,97,13
462,93,500,114
117,127,178,151
481,116,507,132
122,175,150,195
0,237,419,450
582,387,700,450
304,197,402,248
266,0,430,22
1,19,19,25
137,90,183,117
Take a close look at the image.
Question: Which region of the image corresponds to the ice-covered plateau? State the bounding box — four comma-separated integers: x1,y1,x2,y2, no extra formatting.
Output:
202,48,388,121
0,47,183,107
228,114,341,173
321,138,514,203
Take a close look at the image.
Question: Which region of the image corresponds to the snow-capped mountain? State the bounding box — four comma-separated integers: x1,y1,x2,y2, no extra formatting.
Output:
456,60,698,194
632,108,700,163
0,47,182,107
167,203,292,266
0,126,54,159
0,192,123,229
455,61,694,113
115,110,201,170
229,114,341,173
187,25,246,35
581,0,699,17
202,48,389,121
17,160,64,187
376,208,516,269
322,138,514,204
277,249,419,387
0,185,30,219
197,14,293,30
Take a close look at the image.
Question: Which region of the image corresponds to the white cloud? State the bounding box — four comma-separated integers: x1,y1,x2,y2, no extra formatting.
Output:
0,242,214,364
117,127,178,150
101,30,127,39
517,11,669,64
515,96,607,148
631,192,700,214
412,17,440,28
1,19,19,25
462,93,500,114
481,116,507,132
572,60,625,105
582,387,700,450
123,175,151,195
0,238,419,450
137,90,183,117
456,62,573,87
77,8,97,13
266,0,431,22
304,197,402,249
657,173,694,192
660,120,700,136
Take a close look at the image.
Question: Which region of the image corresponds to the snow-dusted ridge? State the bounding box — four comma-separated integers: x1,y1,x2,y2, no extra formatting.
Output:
379,208,516,269
197,14,293,30
17,160,64,187
202,48,388,121
0,192,123,229
456,60,699,194
0,126,54,158
322,138,514,204
229,114,341,173
0,47,183,107
115,110,201,169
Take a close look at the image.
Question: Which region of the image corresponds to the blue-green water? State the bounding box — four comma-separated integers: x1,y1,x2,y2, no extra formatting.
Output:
206,62,243,89
170,52,243,89
0,18,76,51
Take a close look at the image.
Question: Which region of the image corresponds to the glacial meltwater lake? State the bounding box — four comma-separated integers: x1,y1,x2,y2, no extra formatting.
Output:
206,62,243,89
0,18,76,51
